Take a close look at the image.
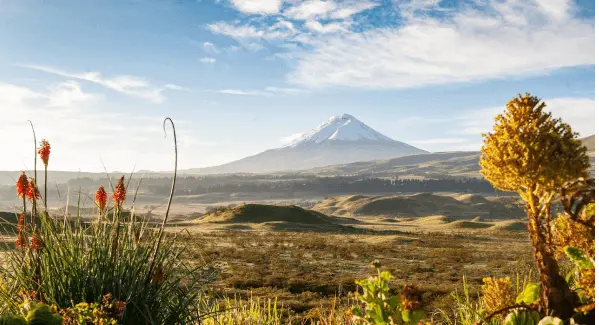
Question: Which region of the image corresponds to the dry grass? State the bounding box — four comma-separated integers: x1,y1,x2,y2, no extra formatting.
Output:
180,226,533,320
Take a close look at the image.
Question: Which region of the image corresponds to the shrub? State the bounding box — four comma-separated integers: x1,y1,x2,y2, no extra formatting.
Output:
0,119,207,324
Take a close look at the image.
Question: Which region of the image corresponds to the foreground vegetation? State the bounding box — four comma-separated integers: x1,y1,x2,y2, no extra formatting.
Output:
0,93,594,324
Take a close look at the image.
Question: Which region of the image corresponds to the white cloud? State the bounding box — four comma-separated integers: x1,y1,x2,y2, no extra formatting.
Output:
264,86,306,94
0,82,208,172
203,41,221,54
455,97,596,137
164,84,191,91
305,20,348,33
46,81,102,107
283,0,336,20
217,87,307,96
230,0,283,14
199,57,217,64
330,1,380,19
207,20,296,41
280,132,304,143
0,84,43,106
218,89,271,96
21,65,167,103
288,0,594,89
282,0,379,20
533,0,571,20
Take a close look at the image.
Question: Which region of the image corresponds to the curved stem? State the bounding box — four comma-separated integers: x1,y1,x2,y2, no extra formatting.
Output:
147,117,177,282
483,304,535,322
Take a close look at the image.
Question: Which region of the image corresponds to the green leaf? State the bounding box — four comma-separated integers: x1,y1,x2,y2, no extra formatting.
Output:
387,295,400,306
538,316,564,325
565,269,575,284
411,310,426,324
350,306,363,317
503,311,540,325
402,310,412,322
564,246,594,269
516,283,540,304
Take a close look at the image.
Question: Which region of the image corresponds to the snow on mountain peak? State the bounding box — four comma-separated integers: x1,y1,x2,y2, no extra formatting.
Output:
285,114,395,147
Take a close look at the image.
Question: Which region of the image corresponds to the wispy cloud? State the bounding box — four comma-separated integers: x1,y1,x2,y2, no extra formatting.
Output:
21,65,168,103
203,41,221,54
283,0,337,20
330,1,379,19
282,0,378,20
218,89,271,96
199,57,217,64
164,84,191,91
207,20,296,41
0,82,208,171
264,86,307,94
454,97,596,137
217,86,307,96
288,0,594,89
46,81,102,107
230,0,283,15
305,20,349,33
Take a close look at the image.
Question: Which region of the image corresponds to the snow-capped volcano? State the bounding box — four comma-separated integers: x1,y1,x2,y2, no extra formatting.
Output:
286,114,394,147
189,114,427,174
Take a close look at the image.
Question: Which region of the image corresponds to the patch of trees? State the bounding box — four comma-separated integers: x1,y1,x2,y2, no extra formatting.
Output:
147,177,500,196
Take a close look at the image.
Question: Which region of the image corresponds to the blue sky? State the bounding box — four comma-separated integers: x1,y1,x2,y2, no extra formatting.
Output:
0,0,595,172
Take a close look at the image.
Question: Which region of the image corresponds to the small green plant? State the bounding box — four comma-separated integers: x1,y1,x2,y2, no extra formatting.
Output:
351,261,425,325
502,310,540,325
0,300,62,325
437,276,488,325
59,293,124,325
200,295,285,325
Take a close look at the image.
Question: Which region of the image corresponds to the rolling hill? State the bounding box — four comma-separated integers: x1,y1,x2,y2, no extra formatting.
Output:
312,193,525,219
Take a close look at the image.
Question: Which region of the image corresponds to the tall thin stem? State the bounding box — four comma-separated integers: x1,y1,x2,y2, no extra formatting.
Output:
22,196,27,222
28,120,37,224
147,117,177,282
44,166,48,212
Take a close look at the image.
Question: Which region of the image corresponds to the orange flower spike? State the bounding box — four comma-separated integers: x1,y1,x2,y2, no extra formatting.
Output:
16,172,28,199
96,185,108,213
115,301,126,315
16,212,25,232
37,139,51,167
16,231,27,249
30,231,43,251
26,178,40,202
112,176,126,206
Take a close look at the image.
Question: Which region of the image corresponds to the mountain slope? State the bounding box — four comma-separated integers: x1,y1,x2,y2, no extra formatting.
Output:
301,151,481,177
299,134,596,178
188,114,427,174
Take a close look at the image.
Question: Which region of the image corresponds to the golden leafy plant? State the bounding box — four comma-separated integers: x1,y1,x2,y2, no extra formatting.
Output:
479,93,590,319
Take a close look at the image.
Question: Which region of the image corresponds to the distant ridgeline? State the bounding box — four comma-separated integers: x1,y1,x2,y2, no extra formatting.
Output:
0,175,506,202
148,176,502,195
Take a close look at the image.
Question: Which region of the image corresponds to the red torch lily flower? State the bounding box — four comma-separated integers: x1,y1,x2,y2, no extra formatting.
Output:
16,231,27,249
113,176,126,207
96,185,107,213
16,212,25,232
26,178,41,202
30,231,43,251
16,172,28,199
38,139,51,167
115,301,126,315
